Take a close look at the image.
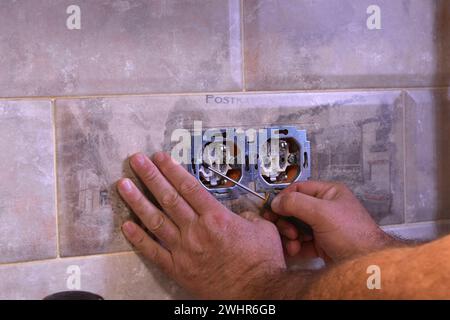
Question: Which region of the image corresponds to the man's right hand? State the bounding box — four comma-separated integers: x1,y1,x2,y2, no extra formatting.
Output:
264,181,400,261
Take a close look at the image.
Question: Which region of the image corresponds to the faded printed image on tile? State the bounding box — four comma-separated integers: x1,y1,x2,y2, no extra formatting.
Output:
163,92,404,224
0,100,56,263
56,92,403,257
56,96,221,256
56,97,172,256
0,0,241,97
405,89,450,222
244,0,450,90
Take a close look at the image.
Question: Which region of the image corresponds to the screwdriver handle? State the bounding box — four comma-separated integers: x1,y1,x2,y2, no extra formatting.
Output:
263,193,314,237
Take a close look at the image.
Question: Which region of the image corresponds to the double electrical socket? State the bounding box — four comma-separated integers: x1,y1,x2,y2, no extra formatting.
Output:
187,126,311,200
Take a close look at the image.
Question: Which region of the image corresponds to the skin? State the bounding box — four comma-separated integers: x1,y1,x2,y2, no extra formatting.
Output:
117,152,450,299
264,181,402,261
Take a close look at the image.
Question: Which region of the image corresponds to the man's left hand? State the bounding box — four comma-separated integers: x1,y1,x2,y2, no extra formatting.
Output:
117,152,286,299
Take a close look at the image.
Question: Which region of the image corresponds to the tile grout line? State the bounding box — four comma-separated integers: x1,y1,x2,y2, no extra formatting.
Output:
382,218,450,229
0,250,136,268
0,86,449,101
402,90,407,224
240,0,246,92
51,99,61,259
2,217,450,268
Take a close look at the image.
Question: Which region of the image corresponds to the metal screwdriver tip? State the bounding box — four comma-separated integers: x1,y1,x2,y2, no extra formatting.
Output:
202,163,266,200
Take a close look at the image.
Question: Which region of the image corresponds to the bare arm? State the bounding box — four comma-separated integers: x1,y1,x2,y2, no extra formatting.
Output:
248,236,450,299
308,235,450,299
117,152,448,299
263,181,450,299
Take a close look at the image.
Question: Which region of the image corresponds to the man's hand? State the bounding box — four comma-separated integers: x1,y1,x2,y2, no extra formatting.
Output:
265,181,400,261
117,152,286,299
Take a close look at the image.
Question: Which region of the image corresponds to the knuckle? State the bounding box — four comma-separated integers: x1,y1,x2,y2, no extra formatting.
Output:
161,191,180,209
141,165,159,184
179,179,201,196
133,193,148,213
149,214,165,231
148,246,160,262
204,211,230,231
135,234,145,245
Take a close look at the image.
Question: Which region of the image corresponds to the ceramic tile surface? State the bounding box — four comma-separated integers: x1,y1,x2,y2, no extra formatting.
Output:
0,252,188,300
0,0,242,97
0,100,56,264
405,89,450,222
244,0,450,90
56,91,404,257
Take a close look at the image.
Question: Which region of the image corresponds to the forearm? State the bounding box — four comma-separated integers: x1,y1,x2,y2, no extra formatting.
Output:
361,227,409,253
245,270,315,300
265,235,450,299
381,229,427,247
303,245,415,299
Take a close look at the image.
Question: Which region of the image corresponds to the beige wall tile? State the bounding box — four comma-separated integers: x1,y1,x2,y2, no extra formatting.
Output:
0,0,242,97
405,89,450,222
244,0,450,90
0,252,188,300
56,91,404,257
0,100,56,263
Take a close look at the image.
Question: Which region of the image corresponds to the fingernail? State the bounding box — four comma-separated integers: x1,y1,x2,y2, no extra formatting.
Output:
122,221,136,236
131,153,145,167
152,152,165,163
119,179,133,193
271,195,282,211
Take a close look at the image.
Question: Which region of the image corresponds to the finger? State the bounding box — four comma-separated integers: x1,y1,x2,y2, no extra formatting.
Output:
282,181,340,200
151,152,227,216
300,232,313,242
298,241,320,259
276,219,299,240
239,211,263,223
117,178,180,248
282,181,318,196
129,153,196,226
262,210,279,223
271,191,324,228
122,221,173,275
282,237,301,257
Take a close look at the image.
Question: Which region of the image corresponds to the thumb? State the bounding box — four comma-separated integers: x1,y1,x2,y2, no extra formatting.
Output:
271,192,324,227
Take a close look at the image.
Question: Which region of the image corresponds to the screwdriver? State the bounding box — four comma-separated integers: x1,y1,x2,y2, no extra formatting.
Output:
203,164,313,237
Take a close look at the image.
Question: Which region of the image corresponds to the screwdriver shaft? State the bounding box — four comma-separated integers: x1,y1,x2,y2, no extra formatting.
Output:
203,165,266,200
203,164,314,237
